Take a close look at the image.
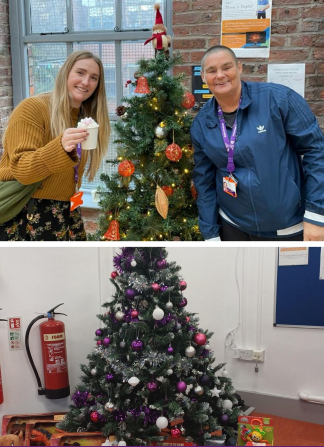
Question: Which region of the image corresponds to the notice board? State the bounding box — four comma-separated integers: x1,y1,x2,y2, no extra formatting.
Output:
274,247,324,328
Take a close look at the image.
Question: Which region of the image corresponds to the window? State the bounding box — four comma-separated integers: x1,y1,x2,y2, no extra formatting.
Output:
10,0,172,206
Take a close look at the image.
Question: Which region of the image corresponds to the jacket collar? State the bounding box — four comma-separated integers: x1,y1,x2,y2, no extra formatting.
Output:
205,81,252,128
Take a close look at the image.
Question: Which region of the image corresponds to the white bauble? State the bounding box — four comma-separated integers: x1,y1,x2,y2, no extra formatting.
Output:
91,368,97,376
153,306,164,320
185,346,196,358
128,376,140,387
222,399,233,410
166,369,173,375
204,344,211,351
222,369,229,377
156,416,168,429
120,340,126,348
115,310,125,321
131,260,137,267
105,400,114,411
118,441,127,446
165,301,173,310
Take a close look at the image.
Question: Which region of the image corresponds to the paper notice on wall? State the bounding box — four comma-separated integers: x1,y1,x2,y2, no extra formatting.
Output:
221,0,272,58
267,64,305,97
320,248,324,279
278,247,309,266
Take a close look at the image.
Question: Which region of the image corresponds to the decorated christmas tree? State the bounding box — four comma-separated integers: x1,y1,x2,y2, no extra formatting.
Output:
96,49,202,242
58,248,241,446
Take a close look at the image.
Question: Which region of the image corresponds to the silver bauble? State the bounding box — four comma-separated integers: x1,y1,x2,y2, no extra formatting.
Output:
194,385,204,395
204,344,211,351
120,340,126,348
166,369,173,375
115,310,125,321
105,400,114,411
154,124,169,139
185,346,196,358
165,301,173,310
90,368,97,376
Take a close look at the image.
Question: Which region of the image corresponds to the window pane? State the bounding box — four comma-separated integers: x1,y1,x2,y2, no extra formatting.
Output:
122,0,166,30
27,43,67,95
81,125,118,190
30,0,67,33
72,0,115,31
122,41,154,98
73,42,116,114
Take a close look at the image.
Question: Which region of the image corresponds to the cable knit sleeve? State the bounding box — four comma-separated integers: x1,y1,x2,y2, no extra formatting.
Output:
3,96,79,185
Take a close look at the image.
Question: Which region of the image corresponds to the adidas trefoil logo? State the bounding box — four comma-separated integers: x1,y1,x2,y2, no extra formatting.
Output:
257,125,266,133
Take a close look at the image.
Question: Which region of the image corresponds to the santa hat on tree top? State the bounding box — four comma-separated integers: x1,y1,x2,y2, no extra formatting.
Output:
153,3,167,32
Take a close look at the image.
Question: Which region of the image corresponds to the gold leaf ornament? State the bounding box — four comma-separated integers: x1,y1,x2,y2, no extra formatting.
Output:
155,185,169,219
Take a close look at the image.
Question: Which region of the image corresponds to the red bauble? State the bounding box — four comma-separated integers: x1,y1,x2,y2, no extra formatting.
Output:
111,271,119,279
181,92,196,109
90,411,99,422
151,283,160,292
193,332,207,346
179,280,187,291
165,143,182,162
162,186,174,197
131,310,139,318
118,160,135,177
171,427,181,438
191,182,198,200
103,220,120,241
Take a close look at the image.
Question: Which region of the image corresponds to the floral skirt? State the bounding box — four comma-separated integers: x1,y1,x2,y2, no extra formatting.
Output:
0,199,87,241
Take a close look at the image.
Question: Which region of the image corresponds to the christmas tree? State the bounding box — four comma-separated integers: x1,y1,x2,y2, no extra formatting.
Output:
96,51,202,242
58,248,241,446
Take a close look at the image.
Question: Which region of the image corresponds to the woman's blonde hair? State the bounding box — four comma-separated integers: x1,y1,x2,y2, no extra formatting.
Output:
50,50,110,181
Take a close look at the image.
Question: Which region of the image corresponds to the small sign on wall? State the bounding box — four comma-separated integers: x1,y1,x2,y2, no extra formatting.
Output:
8,316,23,350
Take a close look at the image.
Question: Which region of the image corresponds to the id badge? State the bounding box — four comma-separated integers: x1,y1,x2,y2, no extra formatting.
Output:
70,191,84,211
223,175,238,198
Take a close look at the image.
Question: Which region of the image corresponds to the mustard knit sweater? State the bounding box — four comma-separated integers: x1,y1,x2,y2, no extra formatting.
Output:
0,93,89,201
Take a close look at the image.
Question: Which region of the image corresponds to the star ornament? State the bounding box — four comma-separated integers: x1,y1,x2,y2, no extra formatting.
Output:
211,386,221,397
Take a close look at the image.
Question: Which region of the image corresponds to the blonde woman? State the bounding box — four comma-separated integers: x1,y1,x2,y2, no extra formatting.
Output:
0,50,110,241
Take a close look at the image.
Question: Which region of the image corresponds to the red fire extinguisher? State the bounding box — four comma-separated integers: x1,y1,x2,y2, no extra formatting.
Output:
0,310,8,404
25,303,70,399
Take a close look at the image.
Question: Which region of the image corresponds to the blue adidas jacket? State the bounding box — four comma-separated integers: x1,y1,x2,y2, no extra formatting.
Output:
190,81,324,239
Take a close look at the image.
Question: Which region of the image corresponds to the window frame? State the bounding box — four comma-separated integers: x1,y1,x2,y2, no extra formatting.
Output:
9,0,173,207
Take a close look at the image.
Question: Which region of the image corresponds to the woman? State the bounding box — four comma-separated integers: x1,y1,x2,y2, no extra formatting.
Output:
0,50,110,241
191,45,324,241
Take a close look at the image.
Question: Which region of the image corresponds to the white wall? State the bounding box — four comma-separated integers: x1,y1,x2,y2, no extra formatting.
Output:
0,246,323,420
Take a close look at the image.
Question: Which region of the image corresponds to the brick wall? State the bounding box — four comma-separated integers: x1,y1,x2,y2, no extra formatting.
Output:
0,0,12,157
173,0,324,130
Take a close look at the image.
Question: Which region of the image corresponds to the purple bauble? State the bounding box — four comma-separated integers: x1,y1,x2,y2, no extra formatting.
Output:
178,297,188,308
125,288,137,300
157,259,167,269
103,337,112,346
131,339,143,351
176,381,187,393
167,346,174,355
105,373,114,382
147,381,158,392
200,374,210,386
151,283,160,292
95,329,102,336
220,414,230,424
160,285,168,292
97,340,102,346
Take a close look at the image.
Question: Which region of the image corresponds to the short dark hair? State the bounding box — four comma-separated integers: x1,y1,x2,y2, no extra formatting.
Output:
201,45,238,71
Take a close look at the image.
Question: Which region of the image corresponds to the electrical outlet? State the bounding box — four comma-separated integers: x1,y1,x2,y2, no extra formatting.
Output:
253,349,265,362
240,349,254,360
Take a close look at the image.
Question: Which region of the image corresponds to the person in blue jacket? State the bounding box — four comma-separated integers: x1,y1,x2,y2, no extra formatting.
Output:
256,0,269,19
190,45,324,241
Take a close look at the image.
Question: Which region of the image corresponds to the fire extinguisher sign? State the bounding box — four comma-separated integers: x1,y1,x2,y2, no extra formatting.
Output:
8,317,23,350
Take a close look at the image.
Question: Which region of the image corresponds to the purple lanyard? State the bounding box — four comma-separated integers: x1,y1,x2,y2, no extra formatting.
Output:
217,99,241,173
74,143,82,187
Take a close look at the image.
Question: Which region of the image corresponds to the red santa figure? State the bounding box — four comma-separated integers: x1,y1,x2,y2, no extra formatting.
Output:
144,3,171,58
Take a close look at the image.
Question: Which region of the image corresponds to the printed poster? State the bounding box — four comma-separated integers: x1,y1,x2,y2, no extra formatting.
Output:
221,0,272,58
278,247,309,266
267,64,305,97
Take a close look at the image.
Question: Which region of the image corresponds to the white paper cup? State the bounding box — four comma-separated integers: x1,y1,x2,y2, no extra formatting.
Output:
81,125,99,150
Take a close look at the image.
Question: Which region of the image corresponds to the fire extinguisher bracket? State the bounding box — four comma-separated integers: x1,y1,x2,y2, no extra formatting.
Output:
25,303,70,399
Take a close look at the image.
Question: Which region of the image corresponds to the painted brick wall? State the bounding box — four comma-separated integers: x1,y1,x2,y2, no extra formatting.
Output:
0,0,12,157
173,0,324,130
